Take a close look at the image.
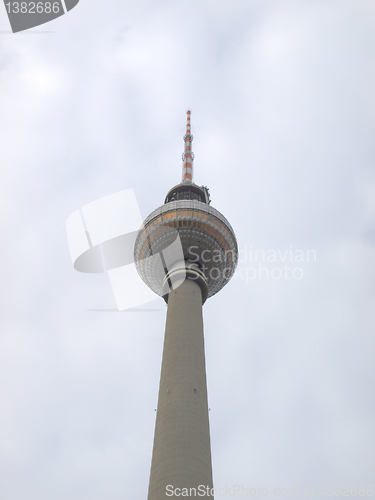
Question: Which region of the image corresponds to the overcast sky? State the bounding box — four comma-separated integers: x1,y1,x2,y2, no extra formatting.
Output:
1,1,375,499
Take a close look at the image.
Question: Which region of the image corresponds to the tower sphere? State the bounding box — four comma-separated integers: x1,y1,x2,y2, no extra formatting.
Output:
134,112,238,302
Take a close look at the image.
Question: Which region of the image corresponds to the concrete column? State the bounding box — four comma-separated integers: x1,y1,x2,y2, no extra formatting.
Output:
147,277,213,499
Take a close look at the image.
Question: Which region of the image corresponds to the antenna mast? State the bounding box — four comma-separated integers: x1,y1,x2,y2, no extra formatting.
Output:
182,110,194,183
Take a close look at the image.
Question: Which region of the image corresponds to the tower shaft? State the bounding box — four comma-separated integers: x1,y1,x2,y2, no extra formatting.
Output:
147,277,213,499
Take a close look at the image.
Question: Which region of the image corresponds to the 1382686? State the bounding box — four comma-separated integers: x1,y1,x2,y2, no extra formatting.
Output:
5,2,61,14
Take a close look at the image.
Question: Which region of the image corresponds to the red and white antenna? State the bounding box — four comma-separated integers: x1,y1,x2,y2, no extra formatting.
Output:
182,110,194,183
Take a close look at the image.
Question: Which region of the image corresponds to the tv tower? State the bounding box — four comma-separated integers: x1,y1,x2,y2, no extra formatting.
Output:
134,111,238,499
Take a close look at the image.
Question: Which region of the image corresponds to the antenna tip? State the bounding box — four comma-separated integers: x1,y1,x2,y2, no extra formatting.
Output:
186,109,191,115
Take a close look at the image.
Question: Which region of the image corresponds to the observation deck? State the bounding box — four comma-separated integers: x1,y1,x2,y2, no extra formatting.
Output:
134,185,238,300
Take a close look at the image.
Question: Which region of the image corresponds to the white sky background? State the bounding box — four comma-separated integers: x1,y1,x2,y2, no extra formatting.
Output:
1,0,375,498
